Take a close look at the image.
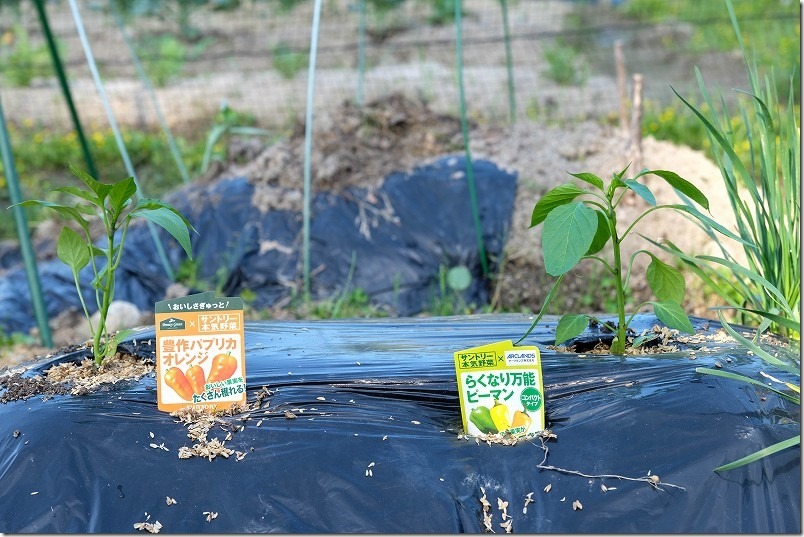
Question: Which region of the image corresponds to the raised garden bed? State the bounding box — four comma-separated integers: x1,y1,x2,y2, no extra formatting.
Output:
0,314,799,533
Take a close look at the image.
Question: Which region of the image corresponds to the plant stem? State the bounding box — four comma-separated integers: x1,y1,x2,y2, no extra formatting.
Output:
93,218,116,364
608,207,627,354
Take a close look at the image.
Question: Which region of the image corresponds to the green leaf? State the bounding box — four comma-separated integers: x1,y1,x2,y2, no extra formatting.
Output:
92,264,110,290
75,204,98,217
696,367,799,404
133,198,196,230
53,185,100,206
542,202,598,276
90,245,106,258
584,210,611,256
446,265,472,292
515,274,565,346
530,183,584,228
568,172,604,190
108,178,138,214
700,256,795,319
646,254,685,304
613,163,631,181
555,314,588,346
638,169,710,211
632,332,661,348
714,310,800,375
605,165,631,199
610,336,625,354
131,206,194,259
69,162,112,202
669,204,755,247
14,200,90,233
623,179,656,206
651,301,695,333
56,227,90,273
709,306,800,334
714,435,800,472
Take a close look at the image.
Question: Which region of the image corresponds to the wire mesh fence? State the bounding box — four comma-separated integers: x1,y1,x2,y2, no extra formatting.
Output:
0,0,798,134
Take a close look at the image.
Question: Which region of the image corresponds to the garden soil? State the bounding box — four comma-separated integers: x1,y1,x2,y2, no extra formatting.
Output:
2,94,739,367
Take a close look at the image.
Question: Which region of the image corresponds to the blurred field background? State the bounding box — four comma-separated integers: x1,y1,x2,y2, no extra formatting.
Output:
0,0,798,236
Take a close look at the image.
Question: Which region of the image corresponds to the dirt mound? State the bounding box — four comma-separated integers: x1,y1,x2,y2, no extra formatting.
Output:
217,93,464,213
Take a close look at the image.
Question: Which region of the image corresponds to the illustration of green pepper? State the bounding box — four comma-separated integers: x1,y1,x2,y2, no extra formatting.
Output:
469,405,498,434
490,400,512,432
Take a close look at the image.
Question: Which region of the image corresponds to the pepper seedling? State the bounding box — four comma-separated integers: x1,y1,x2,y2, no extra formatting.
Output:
14,163,195,365
517,164,749,354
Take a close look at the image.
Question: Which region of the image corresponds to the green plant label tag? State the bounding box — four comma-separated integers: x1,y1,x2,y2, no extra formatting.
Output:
453,340,545,439
154,291,246,413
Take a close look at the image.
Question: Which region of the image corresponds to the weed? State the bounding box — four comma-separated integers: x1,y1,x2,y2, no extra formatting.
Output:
424,0,461,25
542,39,587,87
135,34,212,87
136,35,187,87
272,43,308,80
428,264,473,316
0,328,35,349
0,24,54,87
200,103,274,174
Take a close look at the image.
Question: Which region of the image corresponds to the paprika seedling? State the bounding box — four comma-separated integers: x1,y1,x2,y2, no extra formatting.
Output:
518,165,749,354
14,163,195,365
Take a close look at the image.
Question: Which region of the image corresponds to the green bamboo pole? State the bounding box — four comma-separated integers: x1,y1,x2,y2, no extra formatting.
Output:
109,1,191,184
0,93,53,347
68,0,176,281
454,0,489,278
302,0,324,301
33,0,98,179
499,0,516,124
356,0,366,106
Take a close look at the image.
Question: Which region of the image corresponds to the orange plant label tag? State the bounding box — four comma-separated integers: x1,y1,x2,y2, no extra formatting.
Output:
454,340,545,439
155,291,246,413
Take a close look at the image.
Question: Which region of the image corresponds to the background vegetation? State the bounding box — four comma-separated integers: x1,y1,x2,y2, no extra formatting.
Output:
0,0,799,324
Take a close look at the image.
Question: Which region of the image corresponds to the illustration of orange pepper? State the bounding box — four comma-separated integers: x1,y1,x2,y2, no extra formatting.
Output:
165,367,194,401
207,353,238,383
185,364,206,395
511,409,532,432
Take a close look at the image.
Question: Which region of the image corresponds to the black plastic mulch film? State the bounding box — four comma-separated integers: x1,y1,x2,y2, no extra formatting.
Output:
0,157,516,335
0,314,799,533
